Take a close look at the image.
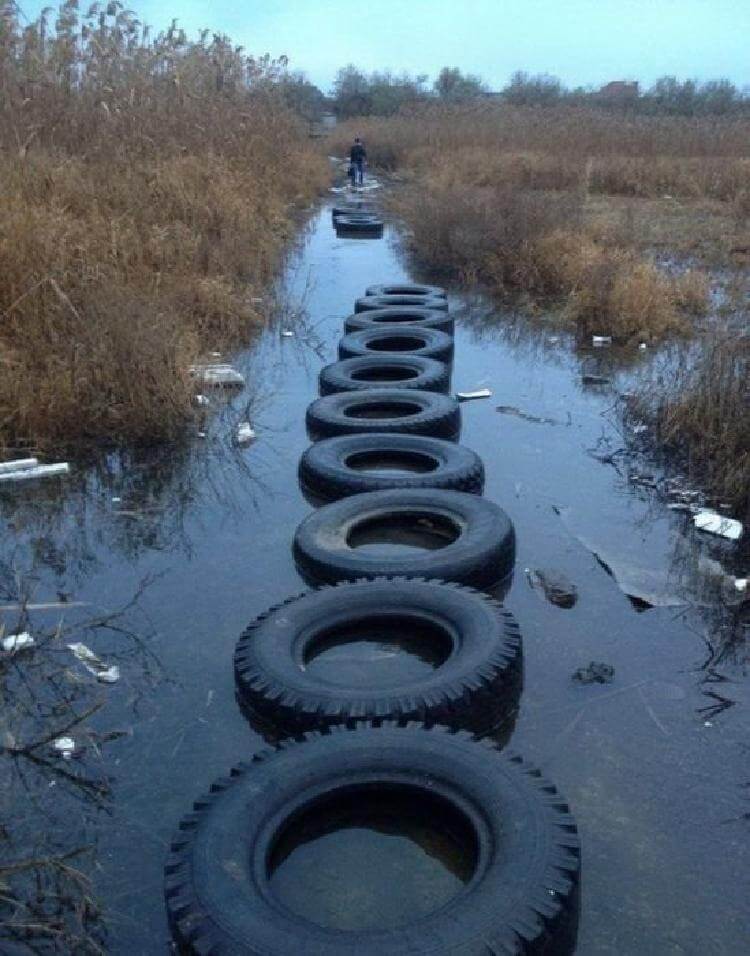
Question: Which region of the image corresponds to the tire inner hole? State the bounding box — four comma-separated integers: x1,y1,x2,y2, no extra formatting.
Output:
366,336,427,352
267,784,478,932
344,400,422,419
347,511,461,554
345,450,439,475
303,613,453,687
370,314,426,324
349,366,420,383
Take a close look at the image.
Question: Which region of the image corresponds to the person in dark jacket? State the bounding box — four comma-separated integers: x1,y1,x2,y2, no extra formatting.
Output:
349,137,366,187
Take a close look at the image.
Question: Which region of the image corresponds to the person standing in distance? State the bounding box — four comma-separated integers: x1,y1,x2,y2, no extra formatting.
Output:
349,136,367,188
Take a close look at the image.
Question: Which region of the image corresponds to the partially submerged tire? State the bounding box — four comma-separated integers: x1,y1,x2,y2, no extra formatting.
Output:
234,578,521,736
365,282,447,299
356,294,448,313
306,389,461,441
165,724,580,955
299,433,484,500
338,326,454,365
293,488,516,588
336,216,384,237
319,355,449,396
345,306,454,336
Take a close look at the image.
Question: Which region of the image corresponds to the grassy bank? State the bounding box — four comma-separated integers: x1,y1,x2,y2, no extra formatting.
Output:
330,105,749,341
330,103,749,518
0,4,328,450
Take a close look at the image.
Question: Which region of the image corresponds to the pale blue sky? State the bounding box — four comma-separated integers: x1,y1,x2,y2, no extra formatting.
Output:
21,0,750,92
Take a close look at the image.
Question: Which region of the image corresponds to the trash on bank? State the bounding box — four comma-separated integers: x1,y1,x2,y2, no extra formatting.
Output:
235,422,257,445
456,388,492,401
0,462,70,483
68,642,120,683
0,458,38,474
194,394,210,407
573,661,615,684
52,737,77,759
189,364,245,388
2,632,35,653
592,335,612,347
693,510,743,541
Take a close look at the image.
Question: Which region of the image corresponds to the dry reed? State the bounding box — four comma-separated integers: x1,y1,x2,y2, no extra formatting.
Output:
0,3,329,449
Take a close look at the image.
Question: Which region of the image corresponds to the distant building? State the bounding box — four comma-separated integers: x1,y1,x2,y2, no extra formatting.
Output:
598,81,639,101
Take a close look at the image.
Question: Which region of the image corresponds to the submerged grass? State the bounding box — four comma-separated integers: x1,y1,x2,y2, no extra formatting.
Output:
0,4,329,450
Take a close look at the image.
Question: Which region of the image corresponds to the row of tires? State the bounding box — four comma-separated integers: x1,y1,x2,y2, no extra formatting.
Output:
165,278,581,953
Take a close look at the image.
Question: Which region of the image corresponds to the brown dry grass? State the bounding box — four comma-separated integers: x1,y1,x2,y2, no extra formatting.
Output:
332,103,750,341
0,5,329,450
636,336,750,522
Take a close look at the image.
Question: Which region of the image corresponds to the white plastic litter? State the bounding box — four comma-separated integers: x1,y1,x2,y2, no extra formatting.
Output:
53,737,76,759
68,642,120,683
235,422,257,445
631,424,648,434
189,364,245,388
592,335,612,347
456,388,492,401
211,351,221,358
639,343,648,350
194,394,210,407
281,330,294,337
0,462,69,483
693,510,743,541
734,579,748,592
0,458,38,474
2,632,35,653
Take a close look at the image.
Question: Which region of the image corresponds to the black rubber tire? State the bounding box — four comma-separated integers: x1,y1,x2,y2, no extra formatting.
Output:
336,217,384,236
306,389,461,441
345,307,454,336
319,356,450,396
338,326,454,365
365,282,447,299
356,294,448,313
165,724,581,956
234,578,521,737
293,488,516,588
299,433,484,500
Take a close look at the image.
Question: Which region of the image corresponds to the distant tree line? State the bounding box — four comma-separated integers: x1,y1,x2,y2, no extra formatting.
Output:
284,65,750,120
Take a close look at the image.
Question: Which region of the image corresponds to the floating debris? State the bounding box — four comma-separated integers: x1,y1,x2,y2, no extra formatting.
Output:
52,737,77,759
592,335,612,347
235,422,257,445
2,632,35,653
456,388,492,401
573,661,615,684
581,373,611,386
693,510,743,541
68,642,120,683
0,462,70,483
189,364,245,388
0,457,38,474
281,330,294,338
631,424,648,435
497,405,558,425
527,569,578,609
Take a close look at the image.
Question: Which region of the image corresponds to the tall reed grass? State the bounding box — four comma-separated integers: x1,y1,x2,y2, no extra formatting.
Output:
0,2,329,449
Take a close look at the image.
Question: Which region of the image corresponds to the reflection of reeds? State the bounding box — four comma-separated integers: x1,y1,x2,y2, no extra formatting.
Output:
0,4,328,449
636,336,750,520
0,573,158,951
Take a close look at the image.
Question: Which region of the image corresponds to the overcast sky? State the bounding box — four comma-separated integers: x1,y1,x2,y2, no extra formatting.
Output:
22,0,750,92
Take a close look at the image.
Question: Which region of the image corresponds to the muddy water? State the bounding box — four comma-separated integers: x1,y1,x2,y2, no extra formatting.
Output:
1,202,748,953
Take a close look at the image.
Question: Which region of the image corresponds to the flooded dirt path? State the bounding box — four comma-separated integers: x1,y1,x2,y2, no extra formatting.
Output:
1,199,748,953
